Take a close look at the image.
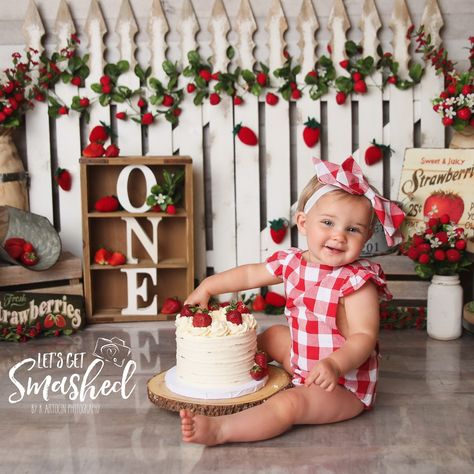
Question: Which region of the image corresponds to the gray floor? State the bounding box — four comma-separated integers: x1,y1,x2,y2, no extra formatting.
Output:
1,315,473,474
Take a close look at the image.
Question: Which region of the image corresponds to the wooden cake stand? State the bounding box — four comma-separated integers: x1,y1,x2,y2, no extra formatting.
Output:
147,365,292,416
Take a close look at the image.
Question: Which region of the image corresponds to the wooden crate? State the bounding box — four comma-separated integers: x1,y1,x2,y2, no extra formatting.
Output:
80,156,194,323
0,251,82,295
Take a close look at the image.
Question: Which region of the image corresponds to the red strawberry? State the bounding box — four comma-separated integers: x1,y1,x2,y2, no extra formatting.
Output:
198,69,212,82
442,117,454,127
458,107,472,121
256,72,268,86
192,312,212,327
269,218,288,244
83,142,105,157
226,309,243,325
266,92,279,105
94,248,111,265
306,70,318,81
137,98,146,108
58,106,69,115
211,71,221,81
233,96,243,106
100,75,111,85
302,117,321,147
101,84,112,94
233,123,258,146
353,79,367,94
209,93,221,105
446,249,461,262
352,72,362,82
250,364,268,381
265,291,286,307
89,125,109,144
104,144,120,157
94,195,120,212
187,83,196,93
339,59,350,69
71,76,82,86
387,75,398,85
55,167,72,191
291,89,302,100
364,144,383,166
79,97,90,108
21,251,39,266
236,301,250,314
108,251,127,266
23,242,34,253
336,91,347,105
166,204,177,215
162,95,174,107
423,192,464,223
252,294,267,312
161,297,182,314
173,107,182,117
142,113,154,125
254,351,268,369
115,111,127,120
4,242,23,260
5,237,26,247
180,304,196,317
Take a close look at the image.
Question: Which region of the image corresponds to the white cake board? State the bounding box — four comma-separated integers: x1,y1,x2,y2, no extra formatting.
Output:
164,365,268,400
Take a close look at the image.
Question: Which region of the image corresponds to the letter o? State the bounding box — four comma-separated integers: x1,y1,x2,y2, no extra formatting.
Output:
116,165,157,213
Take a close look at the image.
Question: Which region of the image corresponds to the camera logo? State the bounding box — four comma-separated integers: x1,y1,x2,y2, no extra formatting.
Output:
93,337,131,368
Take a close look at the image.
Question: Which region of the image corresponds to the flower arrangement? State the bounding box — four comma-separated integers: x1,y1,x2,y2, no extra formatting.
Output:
403,214,472,279
415,30,474,131
146,169,184,214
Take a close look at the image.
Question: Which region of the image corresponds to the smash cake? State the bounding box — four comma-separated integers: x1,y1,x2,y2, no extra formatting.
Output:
164,302,269,400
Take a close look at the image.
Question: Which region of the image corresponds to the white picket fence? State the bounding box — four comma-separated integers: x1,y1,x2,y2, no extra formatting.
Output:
16,0,450,283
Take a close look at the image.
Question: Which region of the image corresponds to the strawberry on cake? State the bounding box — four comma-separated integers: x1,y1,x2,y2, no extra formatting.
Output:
165,302,269,400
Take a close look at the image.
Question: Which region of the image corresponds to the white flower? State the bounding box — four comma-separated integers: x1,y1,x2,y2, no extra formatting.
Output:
465,94,474,108
445,97,457,106
430,237,442,248
444,107,456,119
156,193,166,205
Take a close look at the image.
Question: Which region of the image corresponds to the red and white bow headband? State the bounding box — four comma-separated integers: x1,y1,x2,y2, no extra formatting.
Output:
304,157,405,246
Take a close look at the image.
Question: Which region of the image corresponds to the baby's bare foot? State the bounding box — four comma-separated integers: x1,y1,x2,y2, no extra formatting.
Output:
180,409,224,446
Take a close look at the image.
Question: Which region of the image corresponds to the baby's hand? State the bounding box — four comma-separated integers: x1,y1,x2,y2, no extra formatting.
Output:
184,284,211,309
304,358,341,392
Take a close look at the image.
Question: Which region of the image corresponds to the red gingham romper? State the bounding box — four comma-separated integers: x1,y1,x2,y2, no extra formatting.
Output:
266,248,392,408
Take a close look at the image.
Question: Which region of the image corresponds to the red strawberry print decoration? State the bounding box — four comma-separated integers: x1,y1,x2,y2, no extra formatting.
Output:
233,123,258,146
364,139,393,166
269,218,289,244
423,192,464,223
302,117,321,148
54,168,72,191
192,311,212,327
250,364,268,381
94,195,120,212
161,297,182,314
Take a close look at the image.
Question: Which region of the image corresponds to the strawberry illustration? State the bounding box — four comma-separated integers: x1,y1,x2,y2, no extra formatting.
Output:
226,309,243,325
55,167,72,191
266,92,279,105
269,218,289,244
55,315,66,328
44,314,55,329
302,117,321,148
192,311,212,327
108,251,127,266
83,142,105,157
233,123,258,146
364,140,393,166
21,251,39,266
252,294,267,312
104,144,120,157
254,351,268,369
94,195,119,212
250,364,268,381
161,297,182,314
89,124,109,144
94,248,111,265
265,291,286,307
423,192,464,223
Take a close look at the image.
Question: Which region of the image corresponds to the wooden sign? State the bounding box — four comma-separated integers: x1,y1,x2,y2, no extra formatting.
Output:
0,291,85,342
80,157,194,323
397,148,474,239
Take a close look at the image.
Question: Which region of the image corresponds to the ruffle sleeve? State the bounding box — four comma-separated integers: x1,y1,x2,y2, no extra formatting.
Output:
340,259,392,301
265,248,299,278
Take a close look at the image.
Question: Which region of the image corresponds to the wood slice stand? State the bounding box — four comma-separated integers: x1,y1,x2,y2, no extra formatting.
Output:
147,365,292,416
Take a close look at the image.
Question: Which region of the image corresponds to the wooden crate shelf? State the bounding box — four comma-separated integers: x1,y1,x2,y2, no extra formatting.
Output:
80,156,194,323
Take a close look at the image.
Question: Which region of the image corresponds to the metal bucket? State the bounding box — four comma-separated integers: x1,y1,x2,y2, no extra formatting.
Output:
360,221,399,257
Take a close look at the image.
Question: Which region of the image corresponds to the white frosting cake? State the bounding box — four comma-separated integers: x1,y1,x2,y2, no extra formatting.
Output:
175,307,258,389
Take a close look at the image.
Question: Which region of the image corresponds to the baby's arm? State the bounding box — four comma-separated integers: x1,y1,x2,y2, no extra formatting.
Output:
305,281,379,390
185,263,282,307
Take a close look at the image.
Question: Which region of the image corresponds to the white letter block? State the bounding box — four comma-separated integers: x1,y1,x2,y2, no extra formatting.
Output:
117,165,157,213
121,268,157,315
122,217,162,264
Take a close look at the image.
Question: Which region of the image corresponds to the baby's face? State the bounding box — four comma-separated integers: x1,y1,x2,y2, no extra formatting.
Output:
297,191,372,267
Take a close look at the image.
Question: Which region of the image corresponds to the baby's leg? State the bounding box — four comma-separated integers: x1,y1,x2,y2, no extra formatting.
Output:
257,324,291,373
180,383,364,445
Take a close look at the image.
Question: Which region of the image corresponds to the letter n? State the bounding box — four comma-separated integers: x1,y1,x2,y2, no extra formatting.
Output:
121,217,162,264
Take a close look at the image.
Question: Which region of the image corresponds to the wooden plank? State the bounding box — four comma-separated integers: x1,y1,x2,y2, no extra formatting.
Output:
369,254,418,275
25,283,83,296
235,0,260,267
22,1,54,222
386,280,430,300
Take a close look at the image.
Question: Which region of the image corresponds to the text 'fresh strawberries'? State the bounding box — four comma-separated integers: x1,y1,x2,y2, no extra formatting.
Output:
233,123,258,146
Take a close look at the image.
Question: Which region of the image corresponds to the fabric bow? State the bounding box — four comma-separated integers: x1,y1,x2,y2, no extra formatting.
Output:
313,156,405,246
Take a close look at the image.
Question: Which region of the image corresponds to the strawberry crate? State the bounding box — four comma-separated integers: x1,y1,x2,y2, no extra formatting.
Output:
80,156,194,323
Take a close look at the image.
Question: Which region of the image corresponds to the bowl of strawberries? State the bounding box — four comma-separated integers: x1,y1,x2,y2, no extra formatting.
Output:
0,206,61,271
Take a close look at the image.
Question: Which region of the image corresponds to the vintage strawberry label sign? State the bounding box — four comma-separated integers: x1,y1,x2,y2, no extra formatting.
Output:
0,292,85,342
398,148,474,239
